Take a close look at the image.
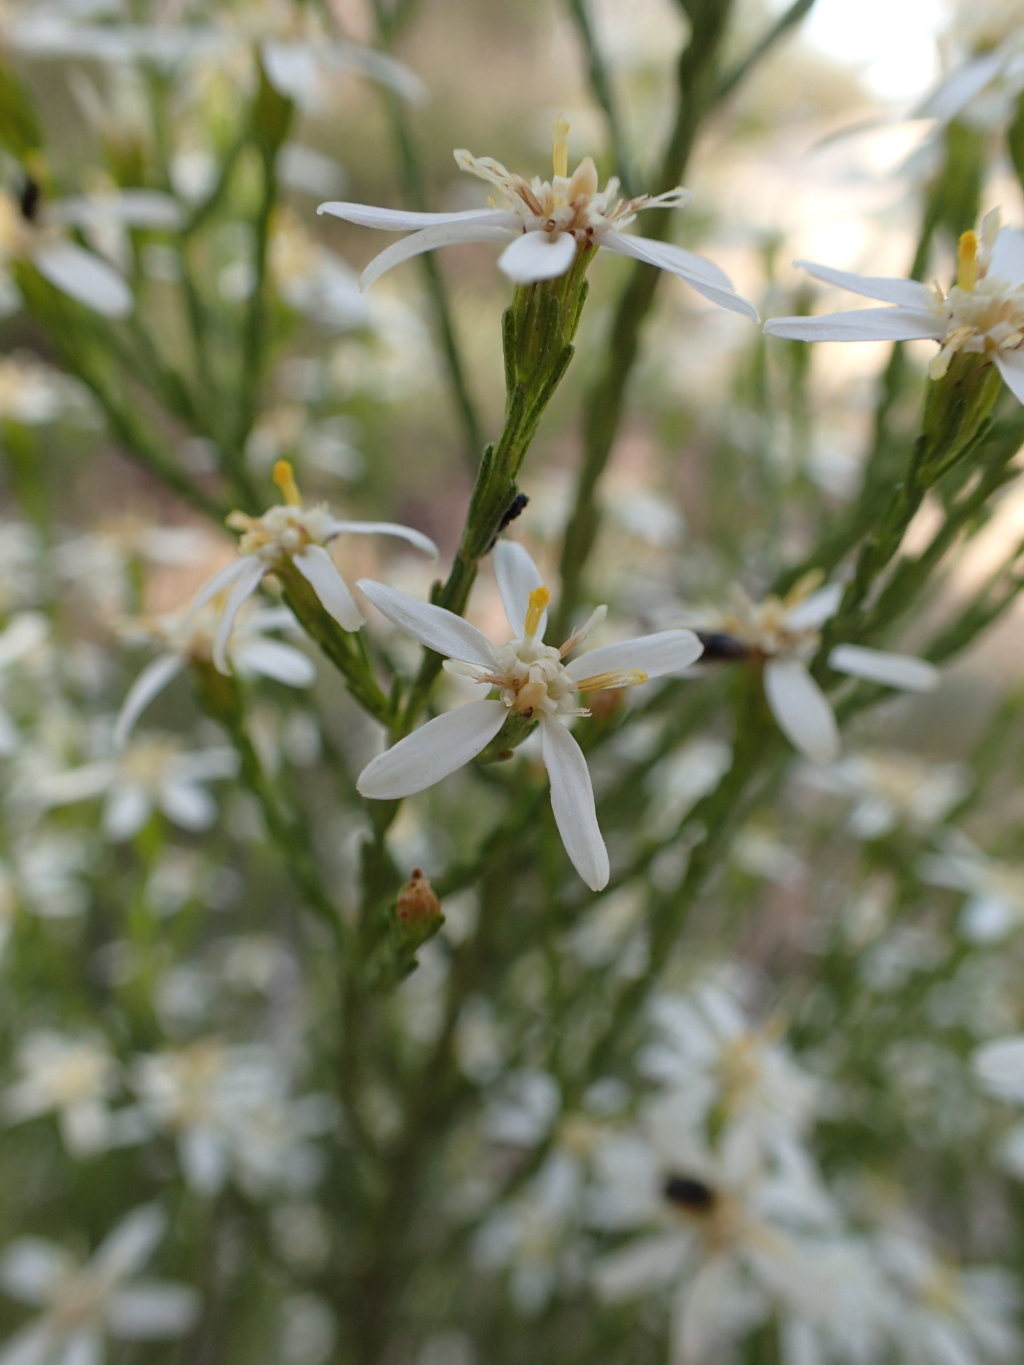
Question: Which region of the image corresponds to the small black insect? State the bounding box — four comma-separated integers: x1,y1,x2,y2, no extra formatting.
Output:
696,631,750,663
663,1174,717,1212
487,492,530,551
19,175,41,224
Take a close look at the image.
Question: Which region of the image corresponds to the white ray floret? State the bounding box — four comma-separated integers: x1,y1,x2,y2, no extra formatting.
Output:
689,577,938,763
356,540,704,891
764,211,1024,405
916,1,1024,131
189,460,437,674
319,118,758,314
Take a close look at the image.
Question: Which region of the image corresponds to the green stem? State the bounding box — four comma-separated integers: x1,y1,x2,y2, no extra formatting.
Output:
565,0,635,194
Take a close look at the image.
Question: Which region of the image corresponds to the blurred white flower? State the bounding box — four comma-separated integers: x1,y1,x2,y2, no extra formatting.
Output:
590,1092,850,1365
0,1204,198,1365
192,459,437,668
918,0,1024,130
638,976,820,1169
1,1030,134,1157
0,612,49,754
814,750,968,839
875,1226,1021,1365
131,1040,332,1197
114,598,315,746
0,354,84,425
474,1152,586,1314
688,577,937,762
765,211,1024,401
919,842,1024,942
34,735,239,839
55,519,209,620
357,540,703,891
12,830,92,920
0,187,140,318
320,118,758,311
4,1,426,106
271,208,371,331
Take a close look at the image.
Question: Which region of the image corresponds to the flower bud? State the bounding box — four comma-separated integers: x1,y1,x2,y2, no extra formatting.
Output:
396,868,442,929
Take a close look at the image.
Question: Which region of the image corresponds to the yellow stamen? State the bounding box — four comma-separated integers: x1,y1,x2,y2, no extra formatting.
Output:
552,117,569,179
272,459,302,507
525,586,550,637
574,668,649,692
957,230,979,292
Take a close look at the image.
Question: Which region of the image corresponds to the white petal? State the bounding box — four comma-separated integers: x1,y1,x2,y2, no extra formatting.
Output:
0,1241,68,1304
327,520,438,559
497,230,578,284
321,42,429,105
493,540,545,636
793,260,935,309
764,307,941,342
991,230,1024,288
57,1331,101,1365
107,1284,199,1339
181,1129,227,1195
541,718,609,891
0,1323,52,1365
51,191,184,231
94,1205,164,1281
317,203,515,232
916,49,1008,122
36,762,114,807
995,350,1024,407
829,644,938,691
292,545,363,632
212,557,265,673
974,1036,1024,1102
785,583,844,630
592,1233,689,1301
231,639,316,687
763,658,840,762
32,241,133,318
0,613,48,669
357,580,497,668
359,221,517,290
568,630,703,683
187,556,249,615
602,233,759,320
159,781,216,832
260,39,318,102
114,655,185,748
103,784,151,841
357,700,508,799
961,894,1019,944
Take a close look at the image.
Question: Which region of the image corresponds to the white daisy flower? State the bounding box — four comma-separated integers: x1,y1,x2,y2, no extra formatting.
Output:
691,577,938,763
2,1030,120,1158
191,460,437,673
34,736,239,840
0,1205,198,1365
114,598,315,747
356,540,704,891
764,211,1024,402
318,118,759,313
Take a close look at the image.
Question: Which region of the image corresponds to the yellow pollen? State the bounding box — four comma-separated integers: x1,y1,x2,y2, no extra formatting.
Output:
525,586,550,637
575,668,649,692
957,231,979,292
552,117,569,179
272,460,302,507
